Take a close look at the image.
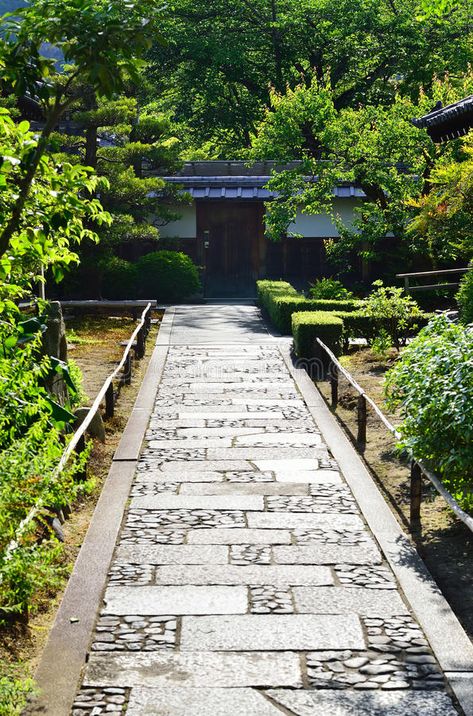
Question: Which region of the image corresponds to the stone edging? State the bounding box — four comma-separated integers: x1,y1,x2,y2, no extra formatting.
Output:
30,309,174,716
279,345,473,716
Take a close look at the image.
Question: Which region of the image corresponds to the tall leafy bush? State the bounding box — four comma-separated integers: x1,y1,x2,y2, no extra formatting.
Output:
137,250,201,301
385,315,473,510
456,267,473,325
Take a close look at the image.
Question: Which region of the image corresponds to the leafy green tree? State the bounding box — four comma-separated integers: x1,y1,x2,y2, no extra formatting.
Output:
147,0,473,154
0,108,110,300
0,0,163,261
408,135,473,262
249,76,473,274
52,92,184,289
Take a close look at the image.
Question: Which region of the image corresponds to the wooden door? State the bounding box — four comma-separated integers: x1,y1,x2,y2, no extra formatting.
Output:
197,201,263,297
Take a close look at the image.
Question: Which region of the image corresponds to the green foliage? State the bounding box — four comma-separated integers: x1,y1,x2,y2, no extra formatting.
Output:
332,310,374,343
371,328,394,358
256,280,362,333
250,75,473,270
136,251,201,302
67,359,89,406
0,108,110,296
292,311,344,358
308,278,354,300
408,135,473,262
456,268,473,324
147,0,473,155
100,256,138,300
385,315,473,510
0,675,36,716
0,316,89,617
362,281,423,349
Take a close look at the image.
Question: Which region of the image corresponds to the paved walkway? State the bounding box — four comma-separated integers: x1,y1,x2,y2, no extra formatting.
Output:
72,306,463,715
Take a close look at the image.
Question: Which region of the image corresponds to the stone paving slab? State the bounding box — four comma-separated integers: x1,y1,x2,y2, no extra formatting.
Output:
273,543,382,565
248,512,364,530
180,482,310,495
126,687,283,715
206,447,327,460
129,495,265,510
265,689,459,715
186,528,292,544
103,586,247,615
153,564,334,586
84,652,303,688
180,614,365,651
293,586,409,615
115,544,229,565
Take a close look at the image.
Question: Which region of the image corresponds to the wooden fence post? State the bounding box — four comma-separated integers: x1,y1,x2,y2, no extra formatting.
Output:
75,434,87,481
105,382,115,419
124,353,132,385
330,362,338,409
136,326,145,359
410,461,422,535
357,395,367,449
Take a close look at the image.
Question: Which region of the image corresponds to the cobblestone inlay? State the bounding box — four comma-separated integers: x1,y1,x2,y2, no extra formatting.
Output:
92,615,177,652
266,491,358,514
306,615,443,690
335,565,397,589
130,482,179,497
108,564,155,587
294,528,371,545
119,528,187,546
125,509,246,530
140,448,206,462
71,687,130,714
224,471,274,482
230,545,271,565
249,586,294,614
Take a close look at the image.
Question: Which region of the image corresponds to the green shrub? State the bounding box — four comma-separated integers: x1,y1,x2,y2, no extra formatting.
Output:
385,315,473,510
362,280,423,349
256,280,362,333
456,268,473,324
0,676,36,716
0,316,89,618
332,310,374,342
292,311,344,358
101,256,138,299
137,250,201,302
308,277,354,300
256,280,300,312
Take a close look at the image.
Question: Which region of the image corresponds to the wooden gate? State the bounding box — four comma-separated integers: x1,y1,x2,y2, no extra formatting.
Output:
197,201,264,297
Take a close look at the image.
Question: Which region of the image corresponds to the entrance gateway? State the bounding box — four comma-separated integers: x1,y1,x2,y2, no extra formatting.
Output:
155,161,366,298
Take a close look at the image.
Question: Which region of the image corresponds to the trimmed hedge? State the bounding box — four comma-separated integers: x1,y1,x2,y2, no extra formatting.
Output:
256,280,362,334
292,311,344,358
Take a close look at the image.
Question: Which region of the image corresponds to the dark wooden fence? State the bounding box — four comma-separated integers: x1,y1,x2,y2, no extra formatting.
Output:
316,337,473,536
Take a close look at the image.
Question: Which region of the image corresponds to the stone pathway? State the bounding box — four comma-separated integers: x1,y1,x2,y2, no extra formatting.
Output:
72,306,461,715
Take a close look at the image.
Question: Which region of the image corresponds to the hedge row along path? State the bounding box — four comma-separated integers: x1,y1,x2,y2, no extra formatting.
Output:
33,305,473,716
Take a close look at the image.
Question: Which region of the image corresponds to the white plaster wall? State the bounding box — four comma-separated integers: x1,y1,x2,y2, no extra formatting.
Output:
157,204,197,238
287,198,362,237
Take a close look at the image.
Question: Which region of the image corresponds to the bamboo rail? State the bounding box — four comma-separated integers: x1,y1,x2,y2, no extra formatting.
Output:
1,302,153,570
316,337,473,535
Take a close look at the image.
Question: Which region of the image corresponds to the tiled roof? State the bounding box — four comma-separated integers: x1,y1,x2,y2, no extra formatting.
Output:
412,96,473,142
161,176,365,201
